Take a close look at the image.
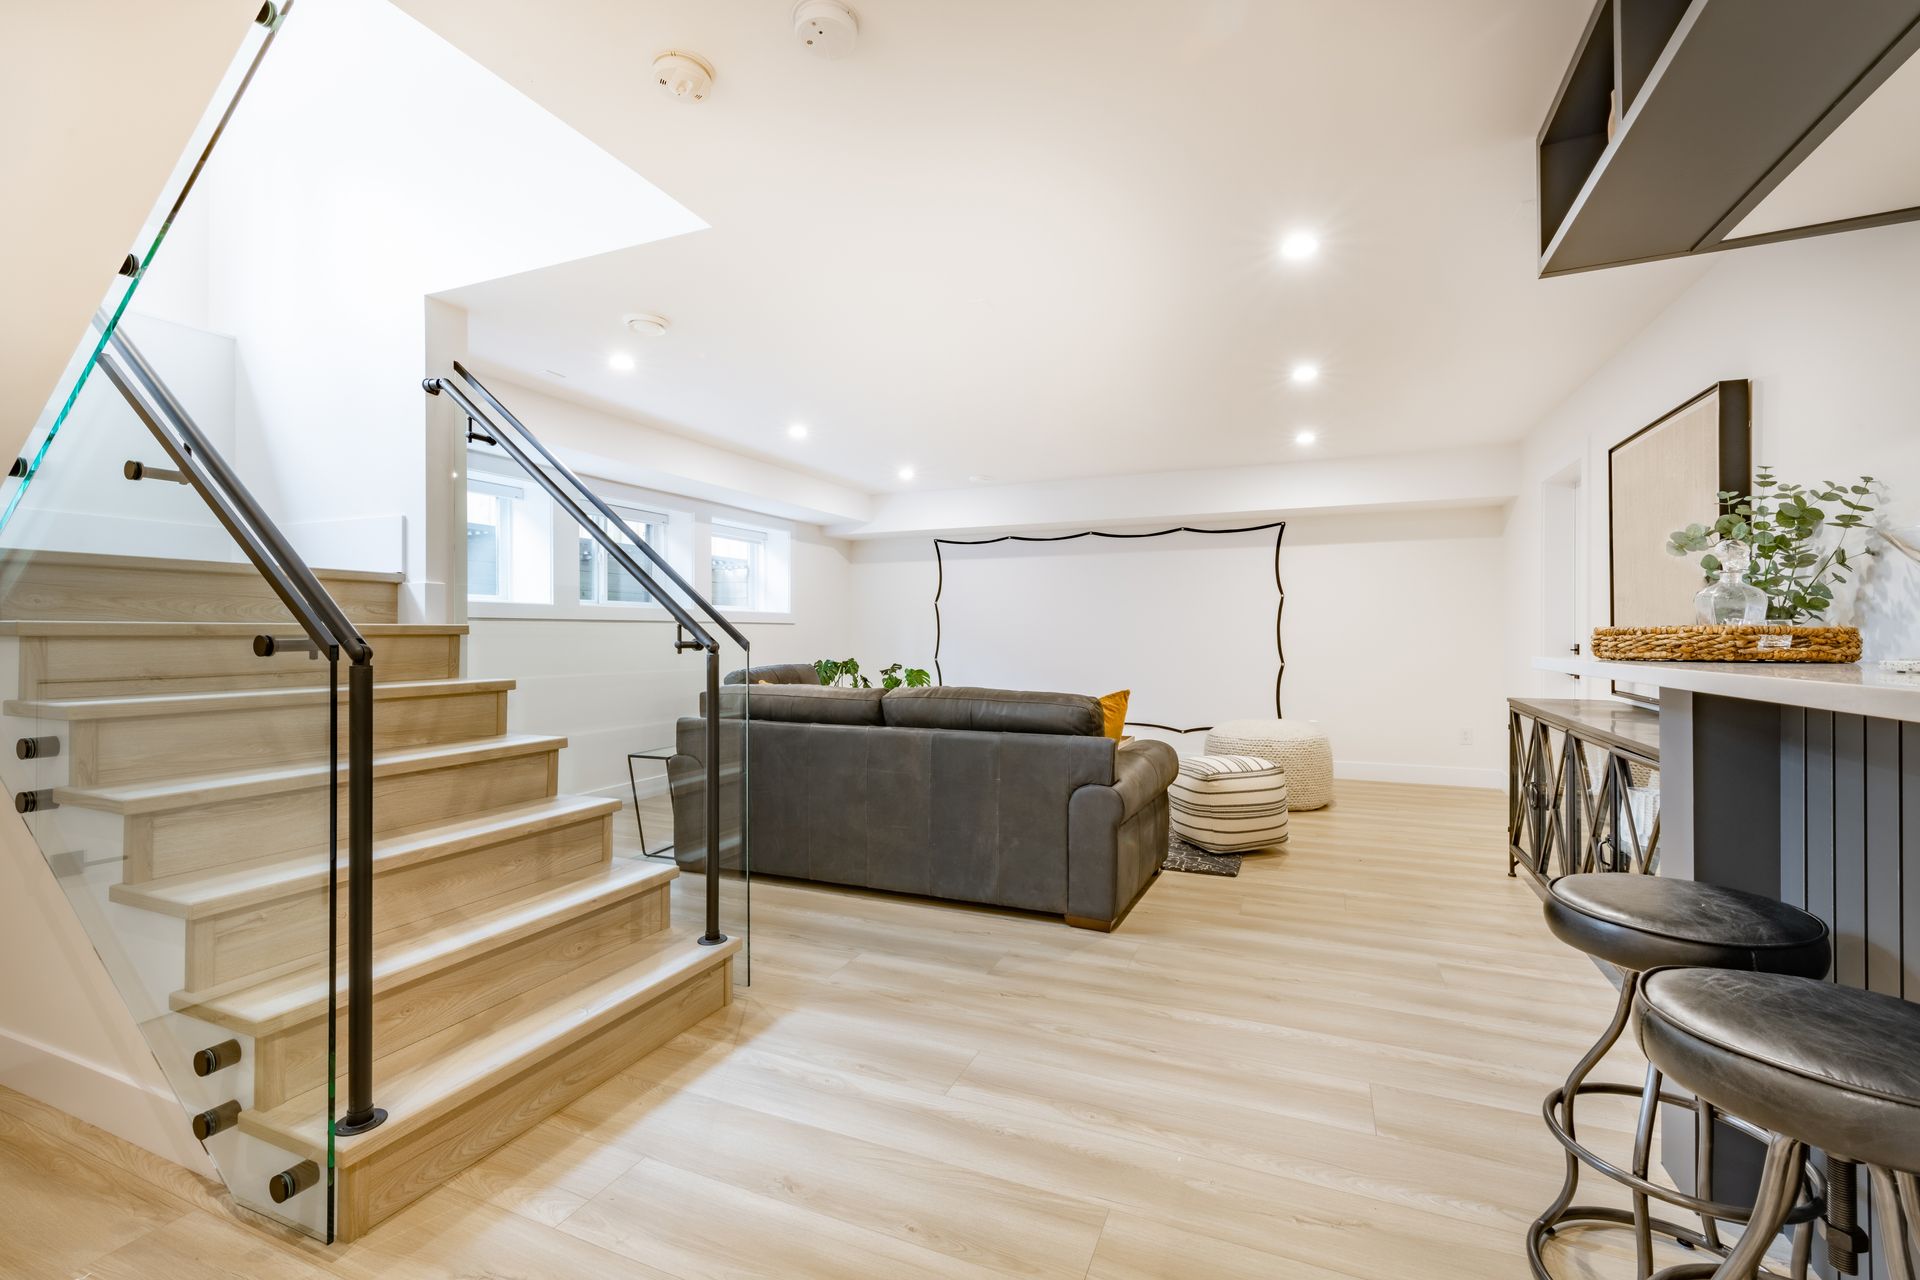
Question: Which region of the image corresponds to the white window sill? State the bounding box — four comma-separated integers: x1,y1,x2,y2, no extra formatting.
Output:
468,600,793,625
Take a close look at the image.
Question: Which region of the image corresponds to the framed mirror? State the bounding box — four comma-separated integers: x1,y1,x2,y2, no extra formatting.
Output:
1607,380,1752,704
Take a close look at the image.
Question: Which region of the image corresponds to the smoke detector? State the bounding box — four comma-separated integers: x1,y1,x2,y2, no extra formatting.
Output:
623,313,670,338
652,51,714,103
793,0,858,58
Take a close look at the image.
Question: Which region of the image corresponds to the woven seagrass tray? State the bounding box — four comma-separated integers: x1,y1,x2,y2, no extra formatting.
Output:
1591,625,1861,663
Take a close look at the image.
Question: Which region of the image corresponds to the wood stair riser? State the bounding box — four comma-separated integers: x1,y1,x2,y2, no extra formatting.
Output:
251,883,671,1109
183,813,615,990
334,961,729,1241
0,557,398,625
129,749,560,882
17,631,461,699
62,689,509,788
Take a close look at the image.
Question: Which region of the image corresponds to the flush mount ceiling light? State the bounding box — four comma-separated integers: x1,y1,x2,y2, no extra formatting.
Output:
1289,362,1320,385
1294,428,1318,445
623,313,670,338
1278,230,1321,262
793,0,859,58
608,352,637,372
897,465,916,482
787,422,809,440
652,51,715,103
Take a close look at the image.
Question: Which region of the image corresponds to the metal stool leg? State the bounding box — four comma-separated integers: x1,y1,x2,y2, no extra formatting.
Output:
1707,1136,1804,1280
1528,971,1639,1277
1633,1063,1663,1279
1697,1097,1724,1252
1869,1167,1919,1280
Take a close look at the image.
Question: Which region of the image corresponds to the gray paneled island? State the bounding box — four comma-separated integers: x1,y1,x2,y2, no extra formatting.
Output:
1535,656,1920,1277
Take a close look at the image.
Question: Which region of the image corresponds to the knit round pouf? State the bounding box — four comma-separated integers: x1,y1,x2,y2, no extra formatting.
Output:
1167,755,1289,853
1205,720,1333,810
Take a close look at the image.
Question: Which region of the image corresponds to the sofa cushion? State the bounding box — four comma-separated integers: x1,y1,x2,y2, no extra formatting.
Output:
882,686,1104,737
729,682,887,726
723,663,820,686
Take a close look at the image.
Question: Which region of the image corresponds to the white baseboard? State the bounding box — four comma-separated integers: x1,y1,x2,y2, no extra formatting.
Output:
0,1024,215,1176
1334,759,1504,791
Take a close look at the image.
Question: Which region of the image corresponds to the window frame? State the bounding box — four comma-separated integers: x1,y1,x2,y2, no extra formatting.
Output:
464,474,525,603
708,521,770,613
578,503,672,608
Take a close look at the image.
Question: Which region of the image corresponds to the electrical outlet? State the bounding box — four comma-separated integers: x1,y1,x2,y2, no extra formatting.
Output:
1457,728,1474,747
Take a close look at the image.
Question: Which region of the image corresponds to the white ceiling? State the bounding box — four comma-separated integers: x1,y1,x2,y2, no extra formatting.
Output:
406,0,1709,495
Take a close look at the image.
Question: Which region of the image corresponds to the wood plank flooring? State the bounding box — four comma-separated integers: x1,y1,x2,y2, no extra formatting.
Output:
1,780,1692,1278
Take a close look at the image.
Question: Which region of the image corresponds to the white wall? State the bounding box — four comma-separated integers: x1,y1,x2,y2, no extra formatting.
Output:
850,507,1511,789
1507,222,1920,701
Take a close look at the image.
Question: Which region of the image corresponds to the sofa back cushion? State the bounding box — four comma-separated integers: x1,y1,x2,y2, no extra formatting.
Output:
723,663,820,686
882,686,1104,737
728,682,887,726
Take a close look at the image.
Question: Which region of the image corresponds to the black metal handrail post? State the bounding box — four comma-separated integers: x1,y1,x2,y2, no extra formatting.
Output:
337,656,383,1133
427,376,733,948
701,646,724,946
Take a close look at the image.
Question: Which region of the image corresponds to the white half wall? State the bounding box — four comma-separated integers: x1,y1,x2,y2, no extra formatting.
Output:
1507,221,1920,703
851,507,1511,789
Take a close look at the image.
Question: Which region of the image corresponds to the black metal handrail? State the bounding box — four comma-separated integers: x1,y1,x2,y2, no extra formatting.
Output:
96,320,385,1137
423,372,743,947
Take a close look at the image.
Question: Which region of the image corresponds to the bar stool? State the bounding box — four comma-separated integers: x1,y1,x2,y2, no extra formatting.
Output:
1528,874,1832,1279
1637,968,1920,1280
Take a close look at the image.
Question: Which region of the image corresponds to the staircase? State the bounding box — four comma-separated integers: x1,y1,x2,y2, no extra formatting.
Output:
1,550,738,1240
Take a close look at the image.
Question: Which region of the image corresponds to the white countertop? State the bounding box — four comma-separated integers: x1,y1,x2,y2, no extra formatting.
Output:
1535,654,1920,721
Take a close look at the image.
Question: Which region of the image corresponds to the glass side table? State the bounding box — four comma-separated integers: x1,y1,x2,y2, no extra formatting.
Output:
626,745,679,861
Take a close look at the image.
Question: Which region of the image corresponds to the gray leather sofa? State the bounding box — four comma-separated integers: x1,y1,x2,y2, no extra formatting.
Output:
667,667,1179,930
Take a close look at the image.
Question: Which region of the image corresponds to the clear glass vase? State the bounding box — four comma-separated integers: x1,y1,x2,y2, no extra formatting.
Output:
1694,542,1768,625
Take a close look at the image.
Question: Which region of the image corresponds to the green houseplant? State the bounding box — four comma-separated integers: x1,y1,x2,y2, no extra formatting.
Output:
1666,466,1881,624
813,658,932,690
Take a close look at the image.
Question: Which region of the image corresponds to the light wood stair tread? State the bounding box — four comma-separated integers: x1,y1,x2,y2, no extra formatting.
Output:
172,857,677,1035
109,795,623,919
238,926,739,1165
0,549,404,583
0,620,465,637
8,678,512,720
53,733,567,814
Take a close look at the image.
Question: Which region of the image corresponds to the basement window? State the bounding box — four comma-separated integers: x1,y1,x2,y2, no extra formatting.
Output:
710,523,768,611
579,505,670,606
466,461,555,605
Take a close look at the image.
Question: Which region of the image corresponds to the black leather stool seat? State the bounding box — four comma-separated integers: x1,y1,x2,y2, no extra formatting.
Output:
1638,968,1920,1174
1545,874,1830,976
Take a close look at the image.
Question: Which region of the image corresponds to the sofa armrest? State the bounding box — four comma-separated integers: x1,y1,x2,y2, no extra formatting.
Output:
1112,739,1179,818
1066,738,1178,930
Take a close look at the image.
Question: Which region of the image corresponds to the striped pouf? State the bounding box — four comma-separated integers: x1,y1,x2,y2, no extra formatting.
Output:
1167,754,1289,853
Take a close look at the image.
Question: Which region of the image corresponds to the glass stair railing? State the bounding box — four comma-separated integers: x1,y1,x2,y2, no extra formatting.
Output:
425,364,752,982
1,313,365,1241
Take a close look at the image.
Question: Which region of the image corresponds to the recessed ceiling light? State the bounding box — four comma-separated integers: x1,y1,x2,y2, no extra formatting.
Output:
787,422,809,440
624,313,670,338
1278,230,1321,262
1294,429,1318,445
608,352,637,372
1289,362,1320,385
897,466,916,482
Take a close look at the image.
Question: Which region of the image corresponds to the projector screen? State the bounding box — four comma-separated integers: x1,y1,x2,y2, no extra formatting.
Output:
934,524,1284,730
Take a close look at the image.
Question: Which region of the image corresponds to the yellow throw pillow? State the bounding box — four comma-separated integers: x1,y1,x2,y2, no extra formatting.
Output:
1098,690,1130,740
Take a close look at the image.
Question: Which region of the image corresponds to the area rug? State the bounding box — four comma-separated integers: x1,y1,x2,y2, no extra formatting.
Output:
1162,834,1242,877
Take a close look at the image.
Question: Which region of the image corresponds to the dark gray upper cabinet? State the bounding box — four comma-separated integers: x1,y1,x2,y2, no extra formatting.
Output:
1537,0,1920,276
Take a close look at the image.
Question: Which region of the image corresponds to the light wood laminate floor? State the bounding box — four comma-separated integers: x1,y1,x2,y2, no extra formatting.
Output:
3,780,1687,1279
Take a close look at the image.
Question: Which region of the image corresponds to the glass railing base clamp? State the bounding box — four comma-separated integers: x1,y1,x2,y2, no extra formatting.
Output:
15,736,60,760
191,1100,241,1141
14,790,58,814
268,1161,320,1204
192,1039,243,1076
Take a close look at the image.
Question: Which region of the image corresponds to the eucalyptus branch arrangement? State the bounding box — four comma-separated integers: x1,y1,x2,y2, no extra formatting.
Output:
813,658,932,690
1666,466,1882,623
